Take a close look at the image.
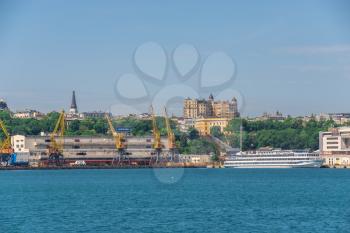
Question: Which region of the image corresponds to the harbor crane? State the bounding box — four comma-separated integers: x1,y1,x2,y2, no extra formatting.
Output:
150,105,162,163
48,110,65,166
0,119,13,166
163,107,177,161
105,113,127,165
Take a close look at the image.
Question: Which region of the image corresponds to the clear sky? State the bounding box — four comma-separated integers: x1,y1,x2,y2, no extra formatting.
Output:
0,0,349,116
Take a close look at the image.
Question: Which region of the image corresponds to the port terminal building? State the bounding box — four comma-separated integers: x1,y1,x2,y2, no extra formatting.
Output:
319,127,350,167
10,135,211,167
12,135,171,166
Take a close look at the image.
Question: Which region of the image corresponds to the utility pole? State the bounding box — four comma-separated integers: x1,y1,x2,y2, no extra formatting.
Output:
240,120,243,152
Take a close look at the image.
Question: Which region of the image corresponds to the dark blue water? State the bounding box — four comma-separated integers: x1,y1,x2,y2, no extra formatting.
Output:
1,169,350,233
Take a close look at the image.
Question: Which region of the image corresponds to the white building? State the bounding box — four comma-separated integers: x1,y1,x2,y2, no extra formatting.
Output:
319,127,350,167
180,154,211,164
13,110,45,119
11,135,30,165
316,113,350,125
175,118,195,132
11,135,29,153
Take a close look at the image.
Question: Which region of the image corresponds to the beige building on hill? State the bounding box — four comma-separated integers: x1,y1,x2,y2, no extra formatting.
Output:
195,117,230,136
183,94,239,119
319,127,350,167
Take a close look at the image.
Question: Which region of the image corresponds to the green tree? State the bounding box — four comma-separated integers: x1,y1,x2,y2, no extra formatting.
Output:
94,119,108,134
210,126,223,138
69,120,80,132
188,127,199,140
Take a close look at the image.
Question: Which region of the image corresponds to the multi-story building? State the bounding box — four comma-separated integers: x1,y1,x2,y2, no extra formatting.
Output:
184,98,210,118
316,113,350,125
255,111,286,121
11,135,30,165
175,117,196,132
11,135,28,153
13,110,45,119
319,127,350,167
183,94,239,119
138,113,152,119
82,111,109,119
194,117,229,136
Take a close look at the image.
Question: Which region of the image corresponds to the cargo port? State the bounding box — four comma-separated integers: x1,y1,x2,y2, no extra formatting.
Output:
2,129,213,169
3,91,349,169
0,96,214,169
0,91,219,169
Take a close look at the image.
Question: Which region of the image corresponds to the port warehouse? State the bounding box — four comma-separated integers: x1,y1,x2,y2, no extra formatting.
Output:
25,136,169,165
11,135,210,166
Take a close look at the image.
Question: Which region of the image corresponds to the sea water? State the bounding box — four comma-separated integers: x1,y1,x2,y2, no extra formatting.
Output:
0,168,349,233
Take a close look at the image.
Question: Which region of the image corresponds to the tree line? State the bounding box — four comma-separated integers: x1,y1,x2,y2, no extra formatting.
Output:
215,117,337,151
2,109,338,154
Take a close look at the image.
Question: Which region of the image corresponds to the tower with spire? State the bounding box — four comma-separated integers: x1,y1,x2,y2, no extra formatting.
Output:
69,90,78,114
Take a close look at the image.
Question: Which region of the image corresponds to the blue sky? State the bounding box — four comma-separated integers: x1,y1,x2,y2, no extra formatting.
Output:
0,0,349,116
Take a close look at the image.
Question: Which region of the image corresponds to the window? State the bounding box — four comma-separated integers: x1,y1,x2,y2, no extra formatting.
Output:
327,141,338,145
76,152,86,156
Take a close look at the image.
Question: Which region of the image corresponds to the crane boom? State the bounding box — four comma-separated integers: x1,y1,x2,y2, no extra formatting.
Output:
164,107,176,150
49,110,65,155
150,105,162,150
0,119,13,154
105,114,125,150
47,110,65,166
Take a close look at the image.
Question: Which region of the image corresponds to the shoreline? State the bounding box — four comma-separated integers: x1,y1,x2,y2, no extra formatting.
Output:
2,165,350,171
0,165,211,170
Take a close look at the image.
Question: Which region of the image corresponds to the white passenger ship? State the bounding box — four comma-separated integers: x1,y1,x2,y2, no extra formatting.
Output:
224,149,324,168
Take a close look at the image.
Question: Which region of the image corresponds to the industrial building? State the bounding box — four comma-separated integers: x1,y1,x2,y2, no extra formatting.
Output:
22,135,171,166
11,135,211,167
319,127,350,167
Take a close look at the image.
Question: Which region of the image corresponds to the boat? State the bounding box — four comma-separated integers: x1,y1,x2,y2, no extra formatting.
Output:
224,149,324,168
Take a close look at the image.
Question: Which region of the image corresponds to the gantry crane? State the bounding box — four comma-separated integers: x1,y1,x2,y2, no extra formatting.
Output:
164,107,176,161
0,119,13,166
150,105,162,163
48,110,65,166
105,113,127,165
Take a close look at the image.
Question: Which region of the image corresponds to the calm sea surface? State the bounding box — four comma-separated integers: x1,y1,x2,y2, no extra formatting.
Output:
0,168,350,233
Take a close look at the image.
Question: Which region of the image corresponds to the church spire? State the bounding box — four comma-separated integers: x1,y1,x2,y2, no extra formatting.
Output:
69,90,78,114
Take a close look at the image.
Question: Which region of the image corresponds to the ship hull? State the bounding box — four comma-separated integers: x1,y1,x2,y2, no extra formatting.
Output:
224,157,324,169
